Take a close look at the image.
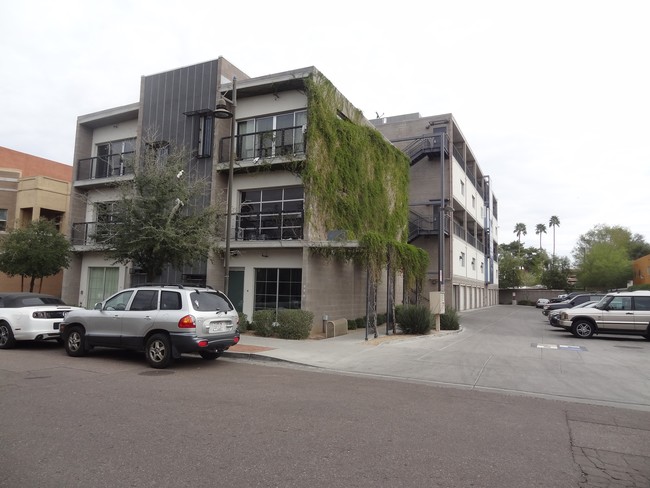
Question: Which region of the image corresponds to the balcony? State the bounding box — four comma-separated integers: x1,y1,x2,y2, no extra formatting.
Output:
76,152,134,184
71,222,116,246
72,211,304,248
219,126,306,165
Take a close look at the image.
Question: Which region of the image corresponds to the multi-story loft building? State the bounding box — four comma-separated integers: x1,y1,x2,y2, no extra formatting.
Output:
372,114,499,310
0,146,72,295
62,58,409,332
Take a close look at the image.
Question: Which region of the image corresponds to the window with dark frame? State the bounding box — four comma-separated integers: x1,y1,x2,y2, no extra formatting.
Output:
254,268,302,311
238,186,304,241
236,110,307,160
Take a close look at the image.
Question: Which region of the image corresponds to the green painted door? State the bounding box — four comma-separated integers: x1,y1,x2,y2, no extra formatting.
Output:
229,269,244,313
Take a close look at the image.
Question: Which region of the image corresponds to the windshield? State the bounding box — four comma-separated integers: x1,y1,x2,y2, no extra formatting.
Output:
593,295,611,310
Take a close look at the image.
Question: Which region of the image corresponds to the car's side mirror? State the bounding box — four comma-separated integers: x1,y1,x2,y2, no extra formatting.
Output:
94,302,103,310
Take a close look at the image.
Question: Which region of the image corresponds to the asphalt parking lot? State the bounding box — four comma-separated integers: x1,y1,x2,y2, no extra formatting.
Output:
0,305,649,487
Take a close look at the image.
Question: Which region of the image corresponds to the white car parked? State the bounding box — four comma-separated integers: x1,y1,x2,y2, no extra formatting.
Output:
0,293,79,349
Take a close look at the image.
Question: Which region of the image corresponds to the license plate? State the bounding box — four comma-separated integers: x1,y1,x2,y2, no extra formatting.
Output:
209,323,227,333
53,322,60,330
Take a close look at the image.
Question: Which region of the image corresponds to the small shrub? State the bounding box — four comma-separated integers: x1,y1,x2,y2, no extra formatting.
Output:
251,310,275,337
237,312,249,332
396,304,432,335
440,306,460,330
275,309,314,340
347,318,356,330
251,309,314,339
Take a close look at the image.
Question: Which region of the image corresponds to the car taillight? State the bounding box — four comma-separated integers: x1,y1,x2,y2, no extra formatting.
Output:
198,340,208,347
178,315,196,328
233,336,240,344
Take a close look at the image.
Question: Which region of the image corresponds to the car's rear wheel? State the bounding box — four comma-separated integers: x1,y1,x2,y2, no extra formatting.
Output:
146,334,172,369
0,322,17,349
199,350,222,361
64,327,87,357
571,319,595,339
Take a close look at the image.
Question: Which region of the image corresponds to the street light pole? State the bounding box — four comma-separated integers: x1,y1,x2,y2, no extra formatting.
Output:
214,77,237,294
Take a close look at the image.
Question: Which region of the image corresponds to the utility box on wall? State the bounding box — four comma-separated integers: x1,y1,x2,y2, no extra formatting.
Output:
429,291,445,315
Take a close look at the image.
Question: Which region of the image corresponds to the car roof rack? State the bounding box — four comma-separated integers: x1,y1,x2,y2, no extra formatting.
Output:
133,283,185,289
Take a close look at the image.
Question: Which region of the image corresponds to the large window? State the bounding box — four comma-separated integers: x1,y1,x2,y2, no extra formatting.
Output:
238,186,304,240
254,268,302,311
96,138,136,177
237,110,307,160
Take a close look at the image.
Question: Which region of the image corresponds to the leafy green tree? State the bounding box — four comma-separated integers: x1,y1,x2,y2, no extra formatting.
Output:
535,223,547,249
629,233,650,260
500,241,549,285
572,224,648,290
498,247,524,288
540,256,571,290
549,215,560,256
573,224,647,266
102,143,222,282
577,242,630,290
0,219,71,292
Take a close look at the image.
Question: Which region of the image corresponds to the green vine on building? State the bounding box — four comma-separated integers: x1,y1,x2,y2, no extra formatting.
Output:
302,73,428,288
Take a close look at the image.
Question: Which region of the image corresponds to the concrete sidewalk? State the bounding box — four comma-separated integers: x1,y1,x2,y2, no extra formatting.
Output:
223,326,462,370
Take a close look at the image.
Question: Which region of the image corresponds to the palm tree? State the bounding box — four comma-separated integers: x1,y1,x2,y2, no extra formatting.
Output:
535,223,547,249
549,216,560,256
513,223,527,250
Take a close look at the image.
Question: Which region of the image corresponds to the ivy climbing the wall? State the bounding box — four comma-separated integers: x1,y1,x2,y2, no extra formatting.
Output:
302,73,428,287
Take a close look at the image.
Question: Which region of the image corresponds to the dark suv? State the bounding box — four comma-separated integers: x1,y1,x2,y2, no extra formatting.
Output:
60,285,240,368
542,293,605,316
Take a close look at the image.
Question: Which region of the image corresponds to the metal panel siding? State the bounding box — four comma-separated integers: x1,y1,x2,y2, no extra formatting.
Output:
140,60,219,209
141,60,218,150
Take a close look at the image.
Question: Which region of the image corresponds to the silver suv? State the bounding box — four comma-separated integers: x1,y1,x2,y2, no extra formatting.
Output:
558,290,650,339
60,285,240,368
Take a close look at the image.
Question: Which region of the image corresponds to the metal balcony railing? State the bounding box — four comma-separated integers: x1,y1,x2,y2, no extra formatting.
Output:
403,136,445,165
408,209,449,242
77,152,135,181
72,211,305,247
219,126,306,164
71,222,117,246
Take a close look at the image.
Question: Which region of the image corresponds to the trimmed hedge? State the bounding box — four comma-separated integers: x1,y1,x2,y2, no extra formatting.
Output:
250,309,314,340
